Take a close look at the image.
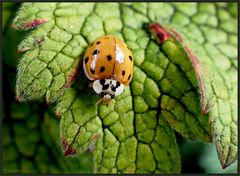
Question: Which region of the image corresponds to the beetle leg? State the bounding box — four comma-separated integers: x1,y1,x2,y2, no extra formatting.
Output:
96,98,111,106
96,98,103,106
88,82,93,88
103,98,111,107
88,82,95,93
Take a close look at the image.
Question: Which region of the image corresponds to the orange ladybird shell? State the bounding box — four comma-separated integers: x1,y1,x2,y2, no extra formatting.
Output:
83,35,133,85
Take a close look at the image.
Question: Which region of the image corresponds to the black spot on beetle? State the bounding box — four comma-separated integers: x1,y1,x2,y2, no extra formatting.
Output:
100,79,105,85
110,94,115,99
100,66,105,73
122,70,125,76
100,92,105,98
93,49,99,55
84,57,89,64
128,74,131,80
111,85,117,92
116,81,120,88
107,55,112,61
129,56,132,61
96,41,101,45
102,84,109,90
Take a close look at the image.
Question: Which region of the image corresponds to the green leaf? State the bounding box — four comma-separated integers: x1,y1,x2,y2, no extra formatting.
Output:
197,141,237,173
13,2,237,173
2,2,16,29
169,3,238,168
3,104,93,174
3,3,93,174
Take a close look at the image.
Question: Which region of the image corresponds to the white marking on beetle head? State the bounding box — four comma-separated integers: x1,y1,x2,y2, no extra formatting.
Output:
115,44,125,64
92,79,125,100
104,94,112,100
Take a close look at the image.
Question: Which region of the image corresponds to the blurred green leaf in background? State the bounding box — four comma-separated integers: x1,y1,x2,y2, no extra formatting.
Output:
179,140,237,174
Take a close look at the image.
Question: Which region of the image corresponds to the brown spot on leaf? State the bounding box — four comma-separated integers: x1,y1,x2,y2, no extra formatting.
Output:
90,133,99,142
12,18,48,30
15,96,20,102
55,111,61,117
64,63,81,88
61,138,77,157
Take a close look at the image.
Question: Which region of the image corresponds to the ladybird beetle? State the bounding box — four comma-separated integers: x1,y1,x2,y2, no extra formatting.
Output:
83,35,133,105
